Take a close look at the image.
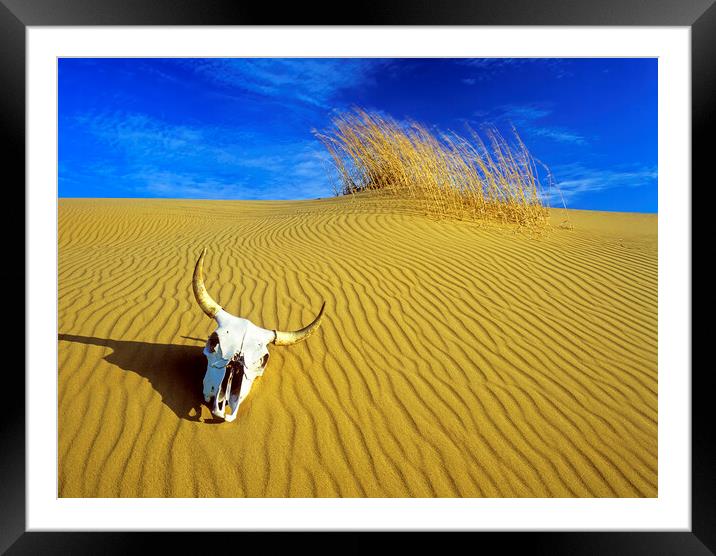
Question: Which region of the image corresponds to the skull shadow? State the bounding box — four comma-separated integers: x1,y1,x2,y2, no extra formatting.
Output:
58,334,225,423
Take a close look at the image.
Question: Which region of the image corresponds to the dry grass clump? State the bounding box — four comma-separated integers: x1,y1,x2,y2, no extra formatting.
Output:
314,109,555,230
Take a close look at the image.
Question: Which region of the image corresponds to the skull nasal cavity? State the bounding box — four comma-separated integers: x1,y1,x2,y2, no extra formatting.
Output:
207,332,219,352
228,352,243,371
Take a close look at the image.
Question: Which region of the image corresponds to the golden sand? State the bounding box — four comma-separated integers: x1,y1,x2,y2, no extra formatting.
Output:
58,196,657,497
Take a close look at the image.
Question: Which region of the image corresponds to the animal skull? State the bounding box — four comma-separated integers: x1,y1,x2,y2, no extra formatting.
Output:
192,248,325,422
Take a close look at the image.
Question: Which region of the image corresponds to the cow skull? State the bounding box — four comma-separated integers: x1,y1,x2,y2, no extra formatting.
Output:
192,248,325,422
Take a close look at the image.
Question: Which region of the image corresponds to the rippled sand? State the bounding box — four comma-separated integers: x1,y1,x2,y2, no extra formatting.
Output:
58,196,657,497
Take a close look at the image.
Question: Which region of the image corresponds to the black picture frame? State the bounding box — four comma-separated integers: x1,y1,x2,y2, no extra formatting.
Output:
2,1,707,554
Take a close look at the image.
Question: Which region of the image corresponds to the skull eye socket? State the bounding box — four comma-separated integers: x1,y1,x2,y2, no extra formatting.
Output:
206,332,219,353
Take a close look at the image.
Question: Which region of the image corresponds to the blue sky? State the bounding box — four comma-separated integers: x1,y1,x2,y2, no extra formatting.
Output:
59,58,657,212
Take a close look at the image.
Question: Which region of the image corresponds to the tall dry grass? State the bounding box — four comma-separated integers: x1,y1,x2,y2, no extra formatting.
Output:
314,109,557,230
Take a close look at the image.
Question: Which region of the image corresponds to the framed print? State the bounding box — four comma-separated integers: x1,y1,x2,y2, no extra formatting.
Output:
2,0,709,554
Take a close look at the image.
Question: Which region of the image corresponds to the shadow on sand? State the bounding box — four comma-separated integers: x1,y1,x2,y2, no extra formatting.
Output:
58,334,223,423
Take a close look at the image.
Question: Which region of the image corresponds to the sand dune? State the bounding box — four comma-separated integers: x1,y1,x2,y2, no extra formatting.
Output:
58,196,657,497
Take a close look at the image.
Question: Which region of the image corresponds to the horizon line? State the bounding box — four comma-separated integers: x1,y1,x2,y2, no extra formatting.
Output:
57,196,658,215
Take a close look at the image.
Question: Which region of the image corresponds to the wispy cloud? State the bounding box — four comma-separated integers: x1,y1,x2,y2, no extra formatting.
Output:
547,162,657,202
458,58,573,82
172,58,391,109
64,110,333,200
472,102,587,145
529,127,586,145
499,104,552,121
136,171,251,199
74,111,210,156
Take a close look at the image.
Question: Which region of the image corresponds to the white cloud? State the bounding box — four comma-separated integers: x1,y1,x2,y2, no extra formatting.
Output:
547,163,657,201
457,58,573,81
530,127,586,145
472,102,587,145
65,110,335,200
175,59,391,109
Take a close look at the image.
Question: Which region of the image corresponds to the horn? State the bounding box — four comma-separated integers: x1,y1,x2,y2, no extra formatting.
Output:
273,302,326,346
192,248,222,319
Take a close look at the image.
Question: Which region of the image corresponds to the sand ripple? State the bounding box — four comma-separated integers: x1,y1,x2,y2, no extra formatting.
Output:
58,197,657,497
